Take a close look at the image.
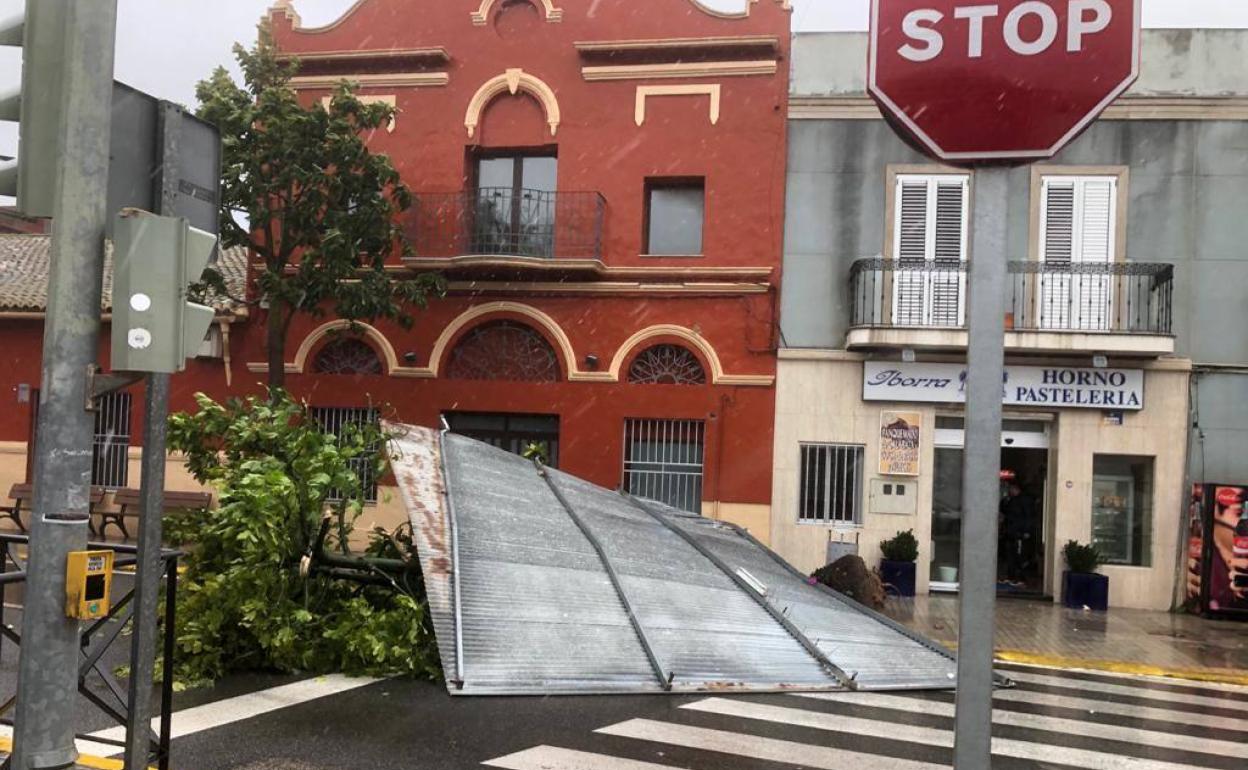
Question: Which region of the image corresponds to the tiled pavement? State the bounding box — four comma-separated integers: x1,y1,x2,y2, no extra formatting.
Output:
884,593,1248,681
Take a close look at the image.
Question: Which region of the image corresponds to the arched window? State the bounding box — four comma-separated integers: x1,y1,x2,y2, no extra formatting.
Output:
446,321,560,382
312,337,384,376
627,344,707,385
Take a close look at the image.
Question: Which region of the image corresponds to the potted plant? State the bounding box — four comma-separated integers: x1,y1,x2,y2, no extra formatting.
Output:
1061,540,1109,611
879,529,919,597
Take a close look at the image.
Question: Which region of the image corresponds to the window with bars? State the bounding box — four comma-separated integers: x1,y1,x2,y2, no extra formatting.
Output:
891,173,969,327
798,443,864,525
622,419,705,514
1038,175,1118,331
310,407,380,504
444,412,560,467
92,392,132,489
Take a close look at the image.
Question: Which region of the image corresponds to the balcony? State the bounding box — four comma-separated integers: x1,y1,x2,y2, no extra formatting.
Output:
846,259,1175,356
405,187,605,276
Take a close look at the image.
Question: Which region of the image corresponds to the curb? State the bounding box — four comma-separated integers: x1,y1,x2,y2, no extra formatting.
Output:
0,738,125,770
994,649,1248,687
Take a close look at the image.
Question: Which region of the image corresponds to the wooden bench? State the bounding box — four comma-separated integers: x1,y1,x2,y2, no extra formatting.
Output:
100,488,212,540
2,483,107,534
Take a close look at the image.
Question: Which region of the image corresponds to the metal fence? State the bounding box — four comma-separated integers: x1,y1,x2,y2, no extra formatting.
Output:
622,419,705,514
407,187,605,260
848,258,1175,334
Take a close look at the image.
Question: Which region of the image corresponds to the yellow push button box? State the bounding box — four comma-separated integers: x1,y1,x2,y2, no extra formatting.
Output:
66,550,114,620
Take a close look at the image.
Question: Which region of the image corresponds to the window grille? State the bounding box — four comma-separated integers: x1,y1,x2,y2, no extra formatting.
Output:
445,321,560,382
627,344,707,385
798,443,864,525
622,419,705,513
313,337,384,375
92,392,132,489
310,407,380,504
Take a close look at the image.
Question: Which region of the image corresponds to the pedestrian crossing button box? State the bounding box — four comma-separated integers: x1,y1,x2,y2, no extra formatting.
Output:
66,550,114,620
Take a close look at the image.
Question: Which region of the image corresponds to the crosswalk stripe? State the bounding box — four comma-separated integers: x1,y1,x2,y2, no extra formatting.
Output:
991,687,1248,732
596,718,947,770
681,697,1219,770
1003,669,1248,713
794,691,1248,759
999,665,1248,696
482,746,687,770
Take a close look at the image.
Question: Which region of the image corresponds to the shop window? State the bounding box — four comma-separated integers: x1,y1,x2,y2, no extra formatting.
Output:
627,344,707,385
92,392,132,489
644,179,704,256
622,419,705,513
310,406,380,504
1091,454,1154,566
313,337,384,376
798,443,864,526
445,321,560,382
444,412,560,467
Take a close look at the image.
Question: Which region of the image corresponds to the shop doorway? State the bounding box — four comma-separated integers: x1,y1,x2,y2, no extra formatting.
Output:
929,417,1051,596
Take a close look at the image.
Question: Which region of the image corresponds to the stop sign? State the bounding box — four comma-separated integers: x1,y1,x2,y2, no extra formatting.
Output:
868,0,1141,162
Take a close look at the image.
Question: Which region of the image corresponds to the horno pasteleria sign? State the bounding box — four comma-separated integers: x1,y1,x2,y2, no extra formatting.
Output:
880,411,922,476
863,362,1144,410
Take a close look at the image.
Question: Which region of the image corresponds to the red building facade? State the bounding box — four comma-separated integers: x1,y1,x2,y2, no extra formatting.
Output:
0,0,791,534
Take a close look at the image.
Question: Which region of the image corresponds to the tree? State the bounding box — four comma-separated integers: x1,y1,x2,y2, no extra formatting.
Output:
195,35,442,388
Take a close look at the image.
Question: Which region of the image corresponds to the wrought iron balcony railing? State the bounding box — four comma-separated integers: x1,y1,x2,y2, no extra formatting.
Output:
407,187,605,260
848,258,1175,335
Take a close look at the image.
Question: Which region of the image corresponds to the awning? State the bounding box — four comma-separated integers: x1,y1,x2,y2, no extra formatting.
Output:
386,424,960,695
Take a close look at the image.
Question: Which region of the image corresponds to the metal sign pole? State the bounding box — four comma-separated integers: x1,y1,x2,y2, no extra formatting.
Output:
952,166,1009,768
11,3,118,768
123,101,185,770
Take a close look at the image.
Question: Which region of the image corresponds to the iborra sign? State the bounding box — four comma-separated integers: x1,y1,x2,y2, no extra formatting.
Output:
868,0,1141,162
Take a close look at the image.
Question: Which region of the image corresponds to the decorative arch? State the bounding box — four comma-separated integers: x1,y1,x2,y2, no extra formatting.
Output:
627,344,708,385
445,321,561,382
428,302,578,379
471,0,564,25
465,69,561,139
686,0,792,19
291,320,399,375
610,326,726,384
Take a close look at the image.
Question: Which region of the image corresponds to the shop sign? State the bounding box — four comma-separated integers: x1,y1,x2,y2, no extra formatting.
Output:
879,411,921,476
863,362,1144,410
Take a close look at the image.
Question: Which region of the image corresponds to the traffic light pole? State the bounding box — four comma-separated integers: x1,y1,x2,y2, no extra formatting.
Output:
11,3,119,769
952,167,1008,769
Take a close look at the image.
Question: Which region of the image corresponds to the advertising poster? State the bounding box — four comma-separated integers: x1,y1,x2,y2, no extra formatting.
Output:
1186,485,1204,609
1207,485,1248,614
879,411,921,477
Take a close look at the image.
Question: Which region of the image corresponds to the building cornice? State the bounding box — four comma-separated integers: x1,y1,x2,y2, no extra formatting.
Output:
290,72,449,90
583,60,777,82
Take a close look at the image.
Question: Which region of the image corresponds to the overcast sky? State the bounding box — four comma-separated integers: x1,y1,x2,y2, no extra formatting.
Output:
2,0,1247,155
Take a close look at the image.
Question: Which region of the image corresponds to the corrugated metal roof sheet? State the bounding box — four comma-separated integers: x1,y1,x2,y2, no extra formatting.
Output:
386,423,961,695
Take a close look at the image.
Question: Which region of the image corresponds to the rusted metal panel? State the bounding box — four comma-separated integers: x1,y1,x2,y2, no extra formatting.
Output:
386,425,959,695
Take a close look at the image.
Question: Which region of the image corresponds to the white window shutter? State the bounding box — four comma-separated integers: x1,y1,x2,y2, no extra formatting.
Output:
1038,176,1118,331
930,178,967,325
894,178,930,325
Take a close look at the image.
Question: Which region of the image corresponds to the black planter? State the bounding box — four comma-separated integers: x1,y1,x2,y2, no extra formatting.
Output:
1062,570,1109,611
880,559,917,597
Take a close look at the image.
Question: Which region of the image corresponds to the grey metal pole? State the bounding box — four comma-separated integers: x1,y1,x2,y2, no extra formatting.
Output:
11,3,119,768
123,373,170,769
952,166,1009,769
124,100,187,770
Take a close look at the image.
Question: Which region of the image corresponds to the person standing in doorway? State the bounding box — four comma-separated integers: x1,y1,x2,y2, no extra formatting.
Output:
999,482,1035,586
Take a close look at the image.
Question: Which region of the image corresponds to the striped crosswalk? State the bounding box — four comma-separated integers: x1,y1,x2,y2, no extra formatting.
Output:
482,664,1248,769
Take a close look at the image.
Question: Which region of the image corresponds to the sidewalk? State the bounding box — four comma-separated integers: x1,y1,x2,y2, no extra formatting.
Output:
883,593,1248,685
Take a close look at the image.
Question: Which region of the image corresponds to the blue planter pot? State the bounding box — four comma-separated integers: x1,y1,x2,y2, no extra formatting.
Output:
880,559,916,597
1062,570,1109,611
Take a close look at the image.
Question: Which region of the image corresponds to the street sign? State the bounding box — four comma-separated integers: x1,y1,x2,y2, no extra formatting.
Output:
868,0,1141,162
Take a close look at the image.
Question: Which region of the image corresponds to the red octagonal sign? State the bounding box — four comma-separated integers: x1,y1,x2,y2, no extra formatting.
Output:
869,0,1141,162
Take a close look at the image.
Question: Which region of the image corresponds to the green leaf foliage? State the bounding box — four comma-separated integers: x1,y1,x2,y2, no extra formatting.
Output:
193,34,445,386
1062,540,1103,574
166,390,440,686
879,529,919,562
